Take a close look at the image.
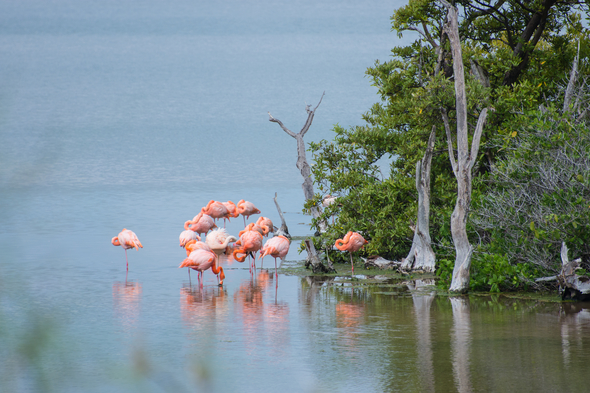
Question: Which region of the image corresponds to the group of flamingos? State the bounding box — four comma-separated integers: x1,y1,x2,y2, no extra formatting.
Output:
112,197,368,285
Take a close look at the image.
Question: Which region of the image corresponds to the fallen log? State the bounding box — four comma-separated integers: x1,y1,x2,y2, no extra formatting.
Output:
363,256,404,271
558,242,590,301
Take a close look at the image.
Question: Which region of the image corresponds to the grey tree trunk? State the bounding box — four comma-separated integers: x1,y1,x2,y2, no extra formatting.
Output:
269,93,331,272
268,93,326,230
402,127,436,272
558,242,590,301
440,1,491,293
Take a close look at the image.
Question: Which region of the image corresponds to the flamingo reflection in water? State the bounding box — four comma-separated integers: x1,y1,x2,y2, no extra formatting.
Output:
335,300,366,353
180,284,228,327
113,280,142,329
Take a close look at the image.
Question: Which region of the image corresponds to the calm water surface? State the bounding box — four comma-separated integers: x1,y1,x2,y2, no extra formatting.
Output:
1,1,590,392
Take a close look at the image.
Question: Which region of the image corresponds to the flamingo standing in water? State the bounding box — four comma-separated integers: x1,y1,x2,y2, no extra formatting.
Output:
239,222,265,238
179,230,200,248
205,228,237,285
111,228,143,271
259,235,290,279
179,248,223,286
222,200,239,226
255,216,275,237
233,229,263,271
201,200,229,225
335,231,368,275
237,200,261,226
184,212,217,238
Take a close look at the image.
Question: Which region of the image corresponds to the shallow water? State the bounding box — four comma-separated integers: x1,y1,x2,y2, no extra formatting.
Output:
2,1,590,392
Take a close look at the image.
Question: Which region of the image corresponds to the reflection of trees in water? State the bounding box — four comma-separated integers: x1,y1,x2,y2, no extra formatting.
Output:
112,281,142,330
559,302,590,365
450,297,472,393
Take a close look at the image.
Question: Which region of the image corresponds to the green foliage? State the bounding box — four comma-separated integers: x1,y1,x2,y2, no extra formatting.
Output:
437,253,547,292
308,0,590,284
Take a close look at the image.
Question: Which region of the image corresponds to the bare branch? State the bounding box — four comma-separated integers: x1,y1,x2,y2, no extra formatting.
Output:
301,92,325,138
468,108,490,170
268,112,297,138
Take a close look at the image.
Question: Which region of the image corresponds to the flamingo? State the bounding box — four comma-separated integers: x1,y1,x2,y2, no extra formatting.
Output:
237,200,261,225
184,212,217,238
205,228,237,285
179,230,200,248
111,228,143,271
222,200,239,226
259,235,290,278
323,194,338,224
335,231,368,275
255,216,275,236
233,230,263,271
179,248,224,286
201,200,229,224
238,222,265,238
184,239,211,256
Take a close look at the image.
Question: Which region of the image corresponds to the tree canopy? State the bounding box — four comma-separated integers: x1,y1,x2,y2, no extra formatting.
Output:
309,0,590,290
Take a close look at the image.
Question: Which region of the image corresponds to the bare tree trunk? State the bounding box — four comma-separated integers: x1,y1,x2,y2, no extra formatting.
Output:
268,93,326,230
558,242,590,301
402,127,436,272
273,192,291,239
269,93,331,272
440,1,491,293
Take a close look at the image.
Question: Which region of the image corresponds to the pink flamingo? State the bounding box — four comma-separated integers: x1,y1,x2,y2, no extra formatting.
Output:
184,239,211,256
335,231,368,275
222,200,239,226
179,230,200,248
255,216,275,236
179,248,224,286
111,228,143,271
233,230,263,271
238,222,265,238
184,212,217,238
259,235,290,277
205,228,237,285
237,200,261,225
201,200,229,225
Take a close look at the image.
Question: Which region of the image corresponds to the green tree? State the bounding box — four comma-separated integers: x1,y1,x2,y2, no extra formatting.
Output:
309,0,589,286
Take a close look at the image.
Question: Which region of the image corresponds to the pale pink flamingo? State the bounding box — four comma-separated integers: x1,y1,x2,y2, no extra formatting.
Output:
184,239,211,256
184,212,217,238
111,228,143,271
179,230,200,248
205,228,237,285
255,216,275,236
201,200,229,225
179,248,224,285
238,222,265,238
237,200,261,225
222,200,239,226
259,235,290,279
335,231,368,275
233,230,263,271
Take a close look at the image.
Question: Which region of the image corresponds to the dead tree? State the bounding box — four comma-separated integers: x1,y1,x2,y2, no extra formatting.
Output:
273,192,291,239
402,127,436,272
268,93,332,273
268,93,326,229
440,0,491,293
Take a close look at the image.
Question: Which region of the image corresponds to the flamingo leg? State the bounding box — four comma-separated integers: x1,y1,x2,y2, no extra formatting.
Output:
125,249,129,271
350,252,354,275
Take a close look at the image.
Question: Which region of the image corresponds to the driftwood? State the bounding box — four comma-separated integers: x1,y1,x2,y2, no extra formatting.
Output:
440,0,491,293
558,242,590,301
305,239,335,273
402,127,436,272
363,256,403,271
273,192,291,239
